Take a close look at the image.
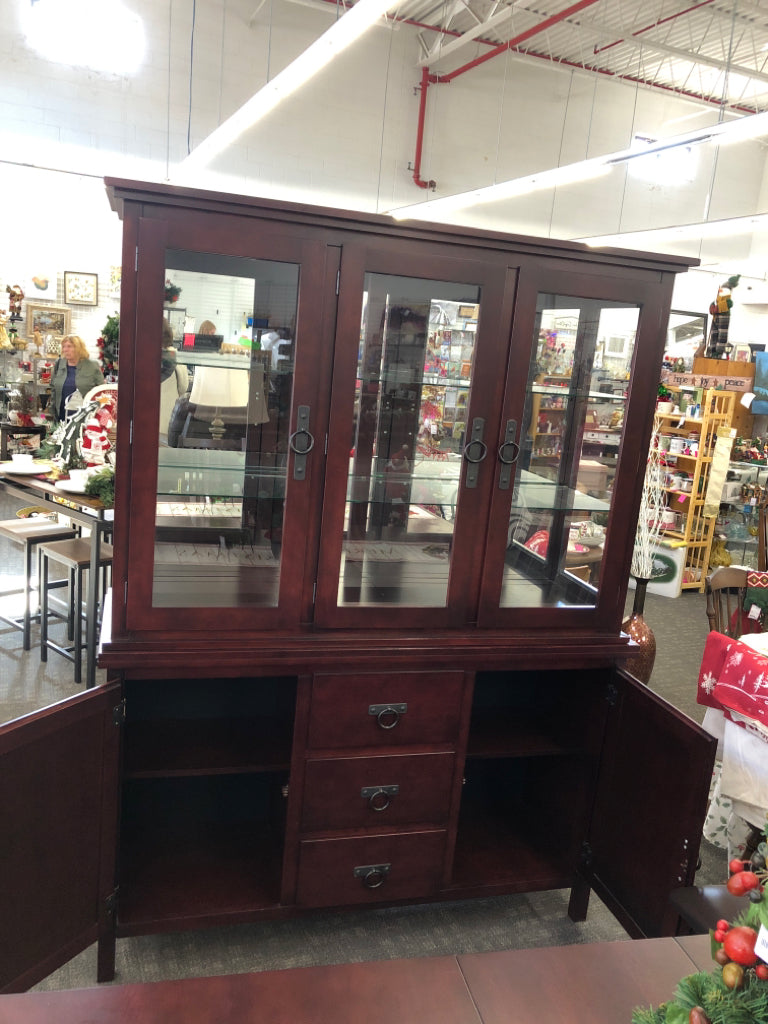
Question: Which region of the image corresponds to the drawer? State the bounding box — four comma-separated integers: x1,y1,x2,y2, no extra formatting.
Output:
301,752,455,832
295,830,446,907
307,672,465,750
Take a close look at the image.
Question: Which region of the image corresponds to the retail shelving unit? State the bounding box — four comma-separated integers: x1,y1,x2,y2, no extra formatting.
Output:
658,389,735,591
0,179,717,993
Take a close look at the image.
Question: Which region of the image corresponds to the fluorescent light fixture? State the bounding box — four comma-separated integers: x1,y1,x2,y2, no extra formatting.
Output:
23,0,145,74
180,0,401,172
388,110,768,222
580,212,768,248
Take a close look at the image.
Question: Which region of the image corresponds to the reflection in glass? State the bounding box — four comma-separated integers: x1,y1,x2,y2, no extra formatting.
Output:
339,274,481,607
153,251,298,608
501,296,639,608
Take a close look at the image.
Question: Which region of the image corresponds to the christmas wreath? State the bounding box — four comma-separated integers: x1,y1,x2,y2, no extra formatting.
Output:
632,823,768,1023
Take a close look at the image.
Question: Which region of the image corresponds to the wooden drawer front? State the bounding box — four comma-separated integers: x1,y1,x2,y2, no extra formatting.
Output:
296,830,446,907
301,752,455,832
307,672,465,750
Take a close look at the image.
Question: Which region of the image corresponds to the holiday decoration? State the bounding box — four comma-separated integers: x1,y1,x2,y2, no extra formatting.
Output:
706,275,740,359
40,393,115,471
97,312,119,379
164,278,181,304
632,821,768,1023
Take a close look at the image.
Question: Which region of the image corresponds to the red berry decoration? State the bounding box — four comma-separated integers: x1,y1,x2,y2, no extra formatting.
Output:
726,870,761,896
756,963,768,980
722,925,759,966
716,919,730,932
729,858,746,874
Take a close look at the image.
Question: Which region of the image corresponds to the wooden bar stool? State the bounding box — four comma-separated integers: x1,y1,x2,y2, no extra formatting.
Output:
0,517,77,649
39,537,113,684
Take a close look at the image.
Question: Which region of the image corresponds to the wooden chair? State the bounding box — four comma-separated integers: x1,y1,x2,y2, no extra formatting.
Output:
705,566,759,637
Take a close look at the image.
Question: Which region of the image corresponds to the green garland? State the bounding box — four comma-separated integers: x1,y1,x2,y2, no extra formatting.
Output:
633,834,768,1024
97,312,119,378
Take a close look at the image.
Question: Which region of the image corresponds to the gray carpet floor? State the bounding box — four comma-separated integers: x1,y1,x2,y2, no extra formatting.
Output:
0,499,725,991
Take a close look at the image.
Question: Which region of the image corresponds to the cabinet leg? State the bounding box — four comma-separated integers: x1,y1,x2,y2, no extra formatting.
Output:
96,925,117,983
568,873,591,922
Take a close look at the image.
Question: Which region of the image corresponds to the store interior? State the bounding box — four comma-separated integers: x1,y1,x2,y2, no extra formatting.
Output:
2,0,768,1012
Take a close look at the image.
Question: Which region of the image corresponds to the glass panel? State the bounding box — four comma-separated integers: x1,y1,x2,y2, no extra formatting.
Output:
338,273,481,608
153,250,298,608
501,295,639,608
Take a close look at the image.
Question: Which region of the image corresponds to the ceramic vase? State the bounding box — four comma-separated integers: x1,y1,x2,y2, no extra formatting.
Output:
621,577,656,684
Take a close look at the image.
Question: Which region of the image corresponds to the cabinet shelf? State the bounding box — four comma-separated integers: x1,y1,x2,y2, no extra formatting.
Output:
118,821,284,931
124,719,294,777
466,711,583,758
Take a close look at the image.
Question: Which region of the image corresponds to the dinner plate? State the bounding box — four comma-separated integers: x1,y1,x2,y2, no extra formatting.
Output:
0,460,52,475
55,479,88,494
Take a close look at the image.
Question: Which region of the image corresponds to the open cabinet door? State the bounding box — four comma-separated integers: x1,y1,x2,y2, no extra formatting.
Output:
574,669,717,938
0,682,121,992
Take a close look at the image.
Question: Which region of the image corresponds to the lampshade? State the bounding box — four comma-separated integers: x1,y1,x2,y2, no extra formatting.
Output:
189,367,249,408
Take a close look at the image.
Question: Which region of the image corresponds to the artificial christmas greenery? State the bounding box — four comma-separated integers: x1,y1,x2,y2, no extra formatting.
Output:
632,826,768,1024
97,312,119,379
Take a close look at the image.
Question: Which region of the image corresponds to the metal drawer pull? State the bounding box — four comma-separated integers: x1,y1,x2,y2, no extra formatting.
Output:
497,419,519,490
289,405,314,480
354,863,391,889
462,417,487,488
361,784,399,811
368,703,407,729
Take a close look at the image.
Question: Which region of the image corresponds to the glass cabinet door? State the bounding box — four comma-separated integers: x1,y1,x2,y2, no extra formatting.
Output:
315,249,513,628
478,273,664,626
125,220,335,631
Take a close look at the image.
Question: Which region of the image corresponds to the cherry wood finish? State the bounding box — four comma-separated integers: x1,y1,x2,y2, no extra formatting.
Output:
0,180,717,992
0,938,713,1024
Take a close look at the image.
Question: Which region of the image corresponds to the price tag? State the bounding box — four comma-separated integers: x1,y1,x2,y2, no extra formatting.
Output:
756,923,768,961
749,604,762,620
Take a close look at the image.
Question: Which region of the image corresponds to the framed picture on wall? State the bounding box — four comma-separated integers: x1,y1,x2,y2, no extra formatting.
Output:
64,271,98,305
26,303,70,341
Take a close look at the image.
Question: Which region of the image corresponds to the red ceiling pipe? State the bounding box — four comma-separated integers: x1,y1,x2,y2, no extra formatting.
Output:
433,0,603,83
412,66,437,190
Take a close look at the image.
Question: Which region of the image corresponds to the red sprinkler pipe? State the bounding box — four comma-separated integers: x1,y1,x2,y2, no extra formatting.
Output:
412,67,436,190
434,0,602,83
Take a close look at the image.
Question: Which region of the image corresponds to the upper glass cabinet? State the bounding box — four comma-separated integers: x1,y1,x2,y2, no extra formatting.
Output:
498,294,639,609
153,250,299,610
340,272,481,609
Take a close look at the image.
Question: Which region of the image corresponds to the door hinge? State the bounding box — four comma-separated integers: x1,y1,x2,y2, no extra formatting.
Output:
578,841,593,869
312,581,317,603
604,682,619,706
324,433,328,455
134,246,138,272
105,887,119,916
129,419,133,444
336,269,340,295
113,699,126,726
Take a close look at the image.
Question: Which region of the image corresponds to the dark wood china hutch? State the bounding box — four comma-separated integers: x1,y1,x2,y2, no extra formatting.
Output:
0,179,715,992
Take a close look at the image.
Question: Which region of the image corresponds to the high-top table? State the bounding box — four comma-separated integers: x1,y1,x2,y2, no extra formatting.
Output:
0,936,712,1023
0,470,112,688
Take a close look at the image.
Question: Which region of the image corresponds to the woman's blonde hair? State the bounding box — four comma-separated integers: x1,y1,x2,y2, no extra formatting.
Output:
61,335,90,362
199,320,216,335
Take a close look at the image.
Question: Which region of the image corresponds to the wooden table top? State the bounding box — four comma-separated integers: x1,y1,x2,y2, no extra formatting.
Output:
0,936,716,1024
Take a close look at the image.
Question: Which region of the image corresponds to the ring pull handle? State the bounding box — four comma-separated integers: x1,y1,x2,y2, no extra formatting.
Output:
289,405,314,480
361,784,399,812
354,863,391,889
368,702,407,730
498,419,519,490
462,417,487,488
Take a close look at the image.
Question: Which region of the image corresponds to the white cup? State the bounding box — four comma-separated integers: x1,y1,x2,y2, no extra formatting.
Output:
67,468,90,486
11,452,33,465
